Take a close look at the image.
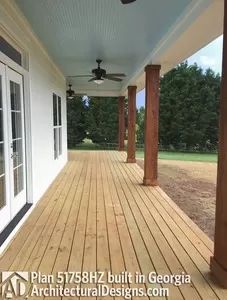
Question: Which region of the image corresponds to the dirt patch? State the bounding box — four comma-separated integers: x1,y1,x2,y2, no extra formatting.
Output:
137,159,217,240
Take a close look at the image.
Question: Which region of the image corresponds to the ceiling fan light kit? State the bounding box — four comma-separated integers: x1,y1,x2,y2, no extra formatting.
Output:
94,79,104,85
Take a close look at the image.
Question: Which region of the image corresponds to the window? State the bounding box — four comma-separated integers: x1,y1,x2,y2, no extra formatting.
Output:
0,36,22,66
53,94,62,159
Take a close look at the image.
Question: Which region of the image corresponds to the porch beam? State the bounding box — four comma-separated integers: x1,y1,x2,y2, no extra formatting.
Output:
211,0,227,288
118,96,125,151
127,86,137,163
143,65,161,186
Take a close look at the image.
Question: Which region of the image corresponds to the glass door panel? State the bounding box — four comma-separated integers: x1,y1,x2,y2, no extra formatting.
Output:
10,81,24,197
0,63,11,232
7,68,26,218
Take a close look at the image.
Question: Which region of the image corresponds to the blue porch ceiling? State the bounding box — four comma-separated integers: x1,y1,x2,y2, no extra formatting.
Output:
15,0,219,96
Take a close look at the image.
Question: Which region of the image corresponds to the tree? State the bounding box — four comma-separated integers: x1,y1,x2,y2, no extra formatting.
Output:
86,97,118,144
159,62,220,150
67,96,87,147
137,106,145,144
136,62,220,150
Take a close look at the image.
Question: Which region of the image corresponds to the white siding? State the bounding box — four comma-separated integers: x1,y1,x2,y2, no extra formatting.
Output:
0,0,68,204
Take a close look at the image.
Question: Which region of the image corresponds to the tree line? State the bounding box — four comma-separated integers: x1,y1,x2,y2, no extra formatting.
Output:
67,62,221,151
67,97,119,148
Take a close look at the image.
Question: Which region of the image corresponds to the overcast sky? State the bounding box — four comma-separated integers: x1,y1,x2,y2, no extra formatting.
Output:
137,35,223,108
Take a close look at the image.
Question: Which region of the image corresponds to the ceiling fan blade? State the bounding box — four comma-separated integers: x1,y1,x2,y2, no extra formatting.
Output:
105,73,126,77
120,0,136,4
67,75,93,78
88,77,96,82
105,77,122,82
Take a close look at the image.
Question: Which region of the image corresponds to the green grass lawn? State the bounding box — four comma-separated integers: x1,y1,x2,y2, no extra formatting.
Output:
136,150,217,162
71,140,217,163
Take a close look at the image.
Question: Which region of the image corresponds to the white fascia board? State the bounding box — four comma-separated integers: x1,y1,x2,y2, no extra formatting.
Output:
121,0,223,95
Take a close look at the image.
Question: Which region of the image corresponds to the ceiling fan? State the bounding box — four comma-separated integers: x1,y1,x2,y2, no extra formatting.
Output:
68,59,126,85
66,84,87,99
120,0,136,4
66,84,75,99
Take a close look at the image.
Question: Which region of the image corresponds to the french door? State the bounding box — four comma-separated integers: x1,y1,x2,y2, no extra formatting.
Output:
0,62,27,233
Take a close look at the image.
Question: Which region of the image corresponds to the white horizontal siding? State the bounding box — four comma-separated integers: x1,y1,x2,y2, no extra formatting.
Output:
0,0,68,204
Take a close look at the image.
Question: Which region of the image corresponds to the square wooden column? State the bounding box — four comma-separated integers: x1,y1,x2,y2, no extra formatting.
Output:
211,0,227,288
127,86,137,163
143,65,161,186
118,96,125,151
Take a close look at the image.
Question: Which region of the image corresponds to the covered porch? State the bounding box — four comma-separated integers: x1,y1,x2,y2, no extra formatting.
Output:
0,0,227,297
0,151,226,299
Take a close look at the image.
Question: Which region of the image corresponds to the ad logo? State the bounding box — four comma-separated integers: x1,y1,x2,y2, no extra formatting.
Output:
0,272,31,299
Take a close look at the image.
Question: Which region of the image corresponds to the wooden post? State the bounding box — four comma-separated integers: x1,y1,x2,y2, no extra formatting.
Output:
143,65,161,186
127,86,137,163
210,0,227,288
118,96,125,151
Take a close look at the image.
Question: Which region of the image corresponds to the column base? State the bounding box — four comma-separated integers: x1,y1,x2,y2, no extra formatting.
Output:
127,158,136,163
210,256,227,288
143,177,158,186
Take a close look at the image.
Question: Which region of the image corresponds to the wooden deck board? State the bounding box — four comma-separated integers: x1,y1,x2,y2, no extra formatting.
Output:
0,151,226,300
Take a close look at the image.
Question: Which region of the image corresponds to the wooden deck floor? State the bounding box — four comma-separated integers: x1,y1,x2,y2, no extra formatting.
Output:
0,151,226,300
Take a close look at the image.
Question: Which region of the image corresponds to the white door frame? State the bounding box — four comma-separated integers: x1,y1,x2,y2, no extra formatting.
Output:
0,51,33,207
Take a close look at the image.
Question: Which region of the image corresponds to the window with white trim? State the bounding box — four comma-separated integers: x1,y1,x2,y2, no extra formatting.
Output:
0,36,22,66
53,94,62,159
